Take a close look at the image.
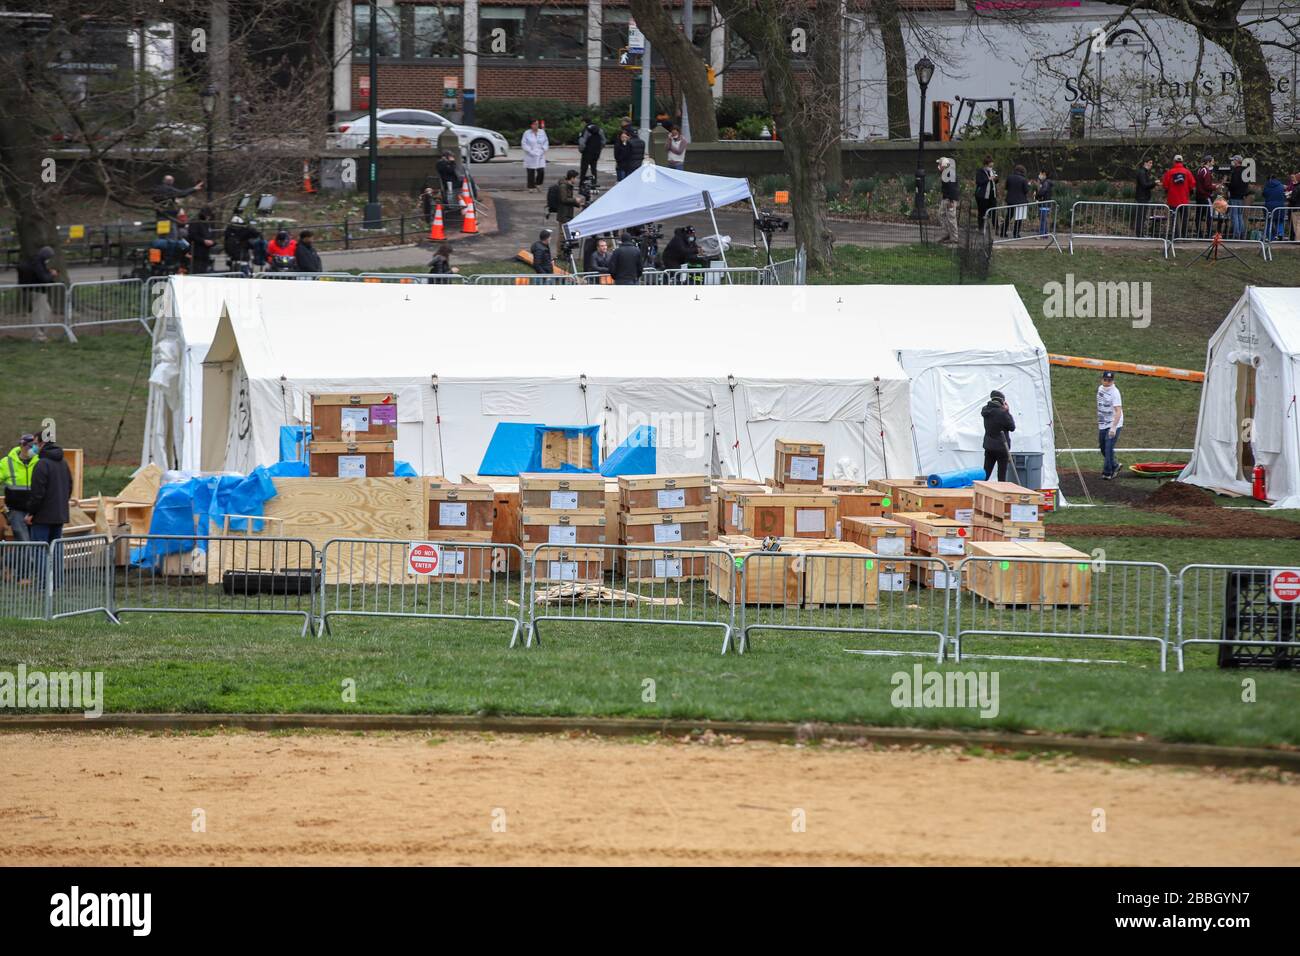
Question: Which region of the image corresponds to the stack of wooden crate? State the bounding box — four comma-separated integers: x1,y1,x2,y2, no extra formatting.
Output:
309,393,398,477
731,491,838,540
705,535,878,607
518,473,608,582
894,486,974,524
716,480,769,535
823,480,890,538
966,541,1092,607
971,481,1046,542
616,475,712,581
773,439,825,489
425,479,495,581
892,511,970,589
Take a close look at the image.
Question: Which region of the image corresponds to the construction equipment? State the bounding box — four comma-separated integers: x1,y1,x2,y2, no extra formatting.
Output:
952,97,1017,140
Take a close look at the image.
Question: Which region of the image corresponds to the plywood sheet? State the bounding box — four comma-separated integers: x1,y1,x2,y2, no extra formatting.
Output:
117,463,163,504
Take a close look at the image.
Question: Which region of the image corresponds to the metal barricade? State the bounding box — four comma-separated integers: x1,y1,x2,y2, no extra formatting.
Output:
253,271,364,281
67,278,148,333
1069,201,1172,257
526,544,734,653
115,534,318,636
319,538,525,646
736,552,952,660
1169,203,1270,259
953,557,1171,669
641,266,768,286
0,541,50,620
470,273,583,285
1266,206,1298,250
984,200,1062,252
51,535,118,622
357,272,467,284
0,283,73,340
1174,563,1300,671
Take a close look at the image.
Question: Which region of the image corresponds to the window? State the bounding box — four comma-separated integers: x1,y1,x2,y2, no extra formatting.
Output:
480,5,585,61
409,4,462,59
353,4,400,59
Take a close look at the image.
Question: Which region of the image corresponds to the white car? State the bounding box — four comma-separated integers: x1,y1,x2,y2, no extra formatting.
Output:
336,109,508,163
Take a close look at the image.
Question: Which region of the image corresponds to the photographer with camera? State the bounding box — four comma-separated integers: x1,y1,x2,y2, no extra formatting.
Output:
554,169,586,256
663,225,703,272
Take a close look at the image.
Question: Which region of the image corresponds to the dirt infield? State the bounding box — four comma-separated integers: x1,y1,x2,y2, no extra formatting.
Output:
1051,479,1300,539
2,731,1295,866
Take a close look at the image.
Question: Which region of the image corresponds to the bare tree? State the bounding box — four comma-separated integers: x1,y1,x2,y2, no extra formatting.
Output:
627,0,719,142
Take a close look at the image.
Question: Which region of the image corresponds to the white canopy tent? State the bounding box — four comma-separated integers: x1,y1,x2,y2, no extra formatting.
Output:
1179,287,1300,509
561,165,762,266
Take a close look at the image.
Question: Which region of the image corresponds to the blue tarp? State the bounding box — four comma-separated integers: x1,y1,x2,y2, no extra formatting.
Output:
527,425,599,473
478,422,545,476
279,425,311,463
394,460,418,477
600,426,655,476
134,465,281,566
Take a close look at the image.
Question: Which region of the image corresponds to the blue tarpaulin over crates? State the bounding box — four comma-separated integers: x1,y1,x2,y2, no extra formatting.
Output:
133,465,281,566
279,425,311,464
478,422,601,476
526,425,599,473
600,426,655,476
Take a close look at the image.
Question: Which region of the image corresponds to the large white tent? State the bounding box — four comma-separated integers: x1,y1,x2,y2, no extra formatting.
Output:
145,278,1058,488
1179,287,1300,509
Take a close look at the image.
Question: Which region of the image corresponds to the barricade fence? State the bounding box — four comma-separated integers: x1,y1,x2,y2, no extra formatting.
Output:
318,538,525,646
67,278,151,332
1169,202,1271,259
10,536,1300,674
0,283,72,339
1267,206,1299,246
1175,563,1300,671
1069,201,1173,257
984,200,1063,252
736,552,951,660
357,273,466,284
115,534,318,636
953,557,1172,670
527,544,735,652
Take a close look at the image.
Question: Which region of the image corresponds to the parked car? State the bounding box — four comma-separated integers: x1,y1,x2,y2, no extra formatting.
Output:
335,109,508,163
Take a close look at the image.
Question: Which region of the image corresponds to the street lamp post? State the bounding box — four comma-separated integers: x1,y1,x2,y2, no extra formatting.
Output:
363,2,382,228
910,56,935,225
200,83,217,203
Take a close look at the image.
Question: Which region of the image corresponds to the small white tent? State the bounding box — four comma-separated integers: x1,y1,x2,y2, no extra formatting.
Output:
562,166,754,241
1180,287,1300,509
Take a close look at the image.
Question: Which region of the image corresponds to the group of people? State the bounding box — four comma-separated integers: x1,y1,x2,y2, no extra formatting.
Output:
0,430,75,582
973,157,1055,240
518,115,686,193
1136,153,1300,240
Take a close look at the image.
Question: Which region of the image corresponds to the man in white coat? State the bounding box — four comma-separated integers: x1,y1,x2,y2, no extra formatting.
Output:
521,119,549,192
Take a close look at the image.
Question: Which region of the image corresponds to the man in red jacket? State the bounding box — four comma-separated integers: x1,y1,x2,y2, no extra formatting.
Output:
1162,154,1193,237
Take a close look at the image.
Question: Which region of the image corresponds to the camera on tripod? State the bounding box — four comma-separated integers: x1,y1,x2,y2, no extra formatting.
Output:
579,174,600,201
755,211,789,234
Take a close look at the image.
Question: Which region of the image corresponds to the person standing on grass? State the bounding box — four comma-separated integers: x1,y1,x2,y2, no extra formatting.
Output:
0,433,38,543
1034,169,1054,235
1162,154,1193,237
1226,155,1251,239
1003,164,1029,239
24,430,71,587
1262,172,1287,240
1193,153,1218,238
521,120,549,192
531,229,554,277
975,155,998,231
1097,371,1124,480
936,157,960,245
1134,158,1157,236
981,391,1015,482
554,169,584,256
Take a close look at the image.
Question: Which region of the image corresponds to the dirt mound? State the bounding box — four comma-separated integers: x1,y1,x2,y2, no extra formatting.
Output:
1145,481,1217,509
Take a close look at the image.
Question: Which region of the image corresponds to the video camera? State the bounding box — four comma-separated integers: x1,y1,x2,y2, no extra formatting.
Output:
754,211,789,234
579,174,600,202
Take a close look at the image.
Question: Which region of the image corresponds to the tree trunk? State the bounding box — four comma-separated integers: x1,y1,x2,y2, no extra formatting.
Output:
877,0,911,139
716,0,835,271
0,36,64,276
627,0,719,142
813,0,843,187
1202,23,1275,135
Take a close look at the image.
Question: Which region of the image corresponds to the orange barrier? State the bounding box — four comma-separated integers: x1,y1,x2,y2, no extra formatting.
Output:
1048,353,1204,383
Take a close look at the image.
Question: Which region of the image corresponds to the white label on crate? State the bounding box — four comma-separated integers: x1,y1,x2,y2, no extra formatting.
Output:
438,502,468,527
879,571,908,591
547,561,579,581
954,508,974,523
789,455,819,481
935,570,961,589
654,559,683,578
937,537,966,556
442,550,467,575
550,490,579,510
731,503,741,528
1010,504,1039,523
548,525,577,545
653,523,683,543
656,488,686,509
795,508,826,533
874,536,905,556
835,520,842,540
337,455,367,478
340,407,370,433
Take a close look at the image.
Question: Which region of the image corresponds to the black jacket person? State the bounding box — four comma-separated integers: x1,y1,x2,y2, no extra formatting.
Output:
25,438,71,540
609,233,643,285
980,391,1016,482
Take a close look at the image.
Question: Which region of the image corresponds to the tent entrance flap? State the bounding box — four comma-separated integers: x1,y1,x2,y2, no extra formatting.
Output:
1236,362,1257,480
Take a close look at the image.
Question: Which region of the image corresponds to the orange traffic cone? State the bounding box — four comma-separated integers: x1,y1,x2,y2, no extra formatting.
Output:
302,160,316,194
460,197,478,235
429,204,445,241
459,180,472,209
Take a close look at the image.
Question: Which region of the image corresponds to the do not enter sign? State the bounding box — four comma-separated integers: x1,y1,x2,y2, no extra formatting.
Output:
1269,568,1300,603
408,542,443,576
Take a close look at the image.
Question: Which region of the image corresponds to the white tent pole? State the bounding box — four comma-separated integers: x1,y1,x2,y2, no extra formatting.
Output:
703,190,729,280
750,194,772,270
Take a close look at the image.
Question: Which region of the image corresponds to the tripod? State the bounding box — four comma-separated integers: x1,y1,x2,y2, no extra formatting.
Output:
1183,227,1248,269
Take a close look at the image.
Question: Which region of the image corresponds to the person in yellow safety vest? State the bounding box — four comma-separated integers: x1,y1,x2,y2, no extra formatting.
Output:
0,433,38,543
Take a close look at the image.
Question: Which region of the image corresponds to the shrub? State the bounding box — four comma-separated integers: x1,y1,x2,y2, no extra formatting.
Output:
852,177,879,196
757,173,788,194
734,115,772,140
825,182,842,202
715,95,769,129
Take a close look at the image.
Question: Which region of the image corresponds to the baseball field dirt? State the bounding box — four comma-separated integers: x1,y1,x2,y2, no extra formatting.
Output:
2,731,1295,866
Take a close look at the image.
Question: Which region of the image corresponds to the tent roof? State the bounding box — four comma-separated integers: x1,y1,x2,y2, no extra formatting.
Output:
1243,286,1300,354
195,279,915,383
563,165,752,239
871,285,1047,360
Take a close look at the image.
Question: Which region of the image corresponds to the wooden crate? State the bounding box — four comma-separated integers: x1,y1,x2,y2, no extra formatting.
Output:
415,542,494,582
708,546,801,607
532,553,606,583
427,481,494,539
911,554,965,590
458,475,522,571
966,541,1091,607
309,441,395,478
911,516,971,558
63,447,84,501
311,393,398,443
876,558,914,594
519,510,608,549
972,481,1046,522
773,439,825,488
734,493,837,540
895,487,974,524
519,473,606,512
618,510,710,546
868,477,929,497
799,541,879,607
841,516,909,557
537,430,594,470
973,513,1045,541
830,487,890,526
616,549,710,582
717,482,769,535
618,474,711,514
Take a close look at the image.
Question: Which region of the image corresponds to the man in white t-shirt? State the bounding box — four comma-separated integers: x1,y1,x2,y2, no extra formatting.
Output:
1097,370,1125,479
